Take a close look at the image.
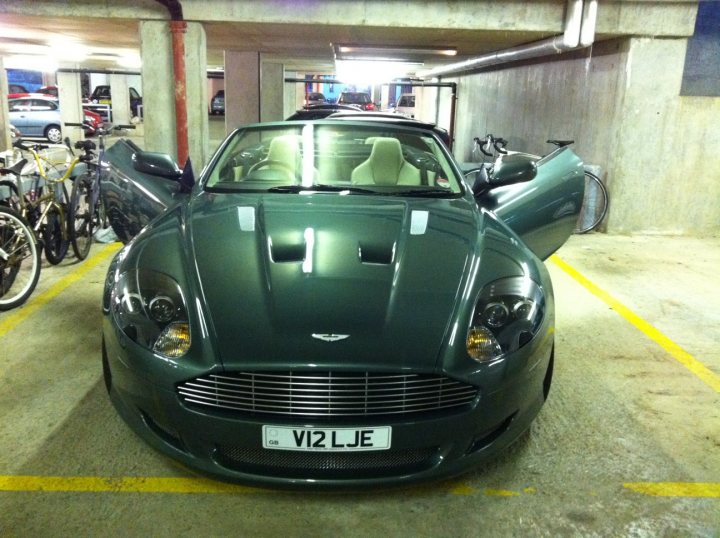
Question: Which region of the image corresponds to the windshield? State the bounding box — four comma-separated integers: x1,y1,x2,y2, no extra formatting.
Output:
204,122,463,196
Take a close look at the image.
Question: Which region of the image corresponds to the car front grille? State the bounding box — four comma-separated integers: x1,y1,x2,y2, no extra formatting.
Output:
214,445,439,478
177,371,478,418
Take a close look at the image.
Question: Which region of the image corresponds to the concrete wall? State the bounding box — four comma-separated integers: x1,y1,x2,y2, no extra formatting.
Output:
450,37,720,236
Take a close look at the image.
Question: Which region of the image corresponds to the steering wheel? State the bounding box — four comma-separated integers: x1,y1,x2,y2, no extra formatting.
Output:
246,159,296,181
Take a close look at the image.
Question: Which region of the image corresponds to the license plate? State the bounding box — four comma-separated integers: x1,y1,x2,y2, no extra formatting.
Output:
262,426,391,452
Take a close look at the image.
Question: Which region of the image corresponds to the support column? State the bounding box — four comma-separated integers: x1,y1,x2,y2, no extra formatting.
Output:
56,71,85,145
139,20,208,168
225,51,260,134
260,59,283,122
0,57,11,152
184,21,209,169
109,74,131,125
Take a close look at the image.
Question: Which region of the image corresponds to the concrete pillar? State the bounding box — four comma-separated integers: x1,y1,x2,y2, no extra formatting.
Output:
608,36,720,235
283,71,299,119
0,57,11,152
109,75,131,125
140,20,209,169
260,59,283,122
56,71,85,145
184,22,209,169
225,51,259,134
381,85,390,112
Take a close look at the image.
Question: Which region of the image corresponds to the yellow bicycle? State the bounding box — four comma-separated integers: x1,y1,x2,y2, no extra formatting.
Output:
0,140,86,264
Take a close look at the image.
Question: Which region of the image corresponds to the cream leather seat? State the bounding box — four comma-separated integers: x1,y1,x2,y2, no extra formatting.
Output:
265,134,301,170
351,137,421,186
241,134,302,181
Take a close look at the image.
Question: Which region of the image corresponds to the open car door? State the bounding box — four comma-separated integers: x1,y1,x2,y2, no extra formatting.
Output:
474,147,585,260
101,139,186,243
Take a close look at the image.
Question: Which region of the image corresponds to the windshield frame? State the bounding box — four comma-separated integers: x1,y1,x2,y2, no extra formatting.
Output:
201,120,466,198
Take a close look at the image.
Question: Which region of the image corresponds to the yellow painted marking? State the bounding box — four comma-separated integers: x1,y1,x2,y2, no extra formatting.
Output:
550,255,720,393
0,475,263,494
483,488,520,497
448,483,532,497
0,243,122,338
449,484,476,496
624,482,720,498
1,476,716,498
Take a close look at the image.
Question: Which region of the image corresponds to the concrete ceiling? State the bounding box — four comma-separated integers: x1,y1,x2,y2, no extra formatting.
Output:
0,12,554,73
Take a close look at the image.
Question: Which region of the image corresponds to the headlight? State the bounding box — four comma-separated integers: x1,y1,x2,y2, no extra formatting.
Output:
466,277,545,363
111,269,191,358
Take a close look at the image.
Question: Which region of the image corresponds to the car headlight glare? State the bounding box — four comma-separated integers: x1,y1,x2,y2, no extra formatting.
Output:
111,269,191,358
153,322,191,357
466,326,502,361
466,277,545,363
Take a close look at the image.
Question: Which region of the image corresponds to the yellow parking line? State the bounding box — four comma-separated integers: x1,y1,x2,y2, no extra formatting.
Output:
0,475,261,494
624,482,720,497
0,242,122,338
1,475,716,498
550,255,720,393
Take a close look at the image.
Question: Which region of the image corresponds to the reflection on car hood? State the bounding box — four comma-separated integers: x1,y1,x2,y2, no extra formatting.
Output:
188,192,480,371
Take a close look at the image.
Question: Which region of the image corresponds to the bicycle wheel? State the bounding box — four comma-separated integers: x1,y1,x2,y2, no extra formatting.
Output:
43,183,70,265
0,206,41,311
69,176,96,260
574,171,608,234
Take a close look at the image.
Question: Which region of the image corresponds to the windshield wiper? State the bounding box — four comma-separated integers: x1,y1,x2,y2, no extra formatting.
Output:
267,184,376,194
399,188,455,197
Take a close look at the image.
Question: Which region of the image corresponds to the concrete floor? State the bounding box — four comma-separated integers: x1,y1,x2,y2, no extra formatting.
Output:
0,233,718,536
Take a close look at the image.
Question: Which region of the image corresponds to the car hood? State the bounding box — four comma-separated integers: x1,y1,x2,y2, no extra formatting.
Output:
188,192,480,371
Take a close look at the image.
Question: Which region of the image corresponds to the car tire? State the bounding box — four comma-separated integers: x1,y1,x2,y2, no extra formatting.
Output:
45,124,62,144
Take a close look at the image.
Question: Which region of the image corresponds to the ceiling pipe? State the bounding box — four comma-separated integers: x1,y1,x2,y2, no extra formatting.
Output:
156,0,189,167
419,0,597,79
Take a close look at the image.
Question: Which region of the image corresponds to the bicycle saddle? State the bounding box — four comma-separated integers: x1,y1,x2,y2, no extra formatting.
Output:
0,159,28,176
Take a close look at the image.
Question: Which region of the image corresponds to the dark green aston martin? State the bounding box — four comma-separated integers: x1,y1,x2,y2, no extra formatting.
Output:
100,120,584,488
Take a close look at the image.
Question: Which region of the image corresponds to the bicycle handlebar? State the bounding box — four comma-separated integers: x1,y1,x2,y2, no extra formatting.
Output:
473,134,508,156
12,140,49,153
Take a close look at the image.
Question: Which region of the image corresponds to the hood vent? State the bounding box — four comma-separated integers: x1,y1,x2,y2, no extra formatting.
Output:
359,241,395,265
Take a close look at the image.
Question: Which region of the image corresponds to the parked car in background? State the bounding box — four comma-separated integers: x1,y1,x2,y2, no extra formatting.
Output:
98,118,585,487
304,92,326,106
82,108,104,135
337,91,376,110
210,90,225,115
8,84,29,99
8,97,63,143
37,85,58,98
327,110,451,147
285,103,362,120
8,97,104,142
90,85,143,116
392,93,416,118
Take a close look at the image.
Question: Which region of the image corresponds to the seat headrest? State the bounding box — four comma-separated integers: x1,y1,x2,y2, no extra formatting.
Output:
367,138,404,185
267,134,301,164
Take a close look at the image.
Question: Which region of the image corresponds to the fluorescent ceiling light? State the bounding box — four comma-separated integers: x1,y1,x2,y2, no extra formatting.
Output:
334,43,457,62
335,59,423,85
4,54,58,72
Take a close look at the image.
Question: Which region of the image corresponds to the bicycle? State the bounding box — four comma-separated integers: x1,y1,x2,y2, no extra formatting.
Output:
472,135,608,233
65,122,135,260
2,139,88,264
0,160,41,311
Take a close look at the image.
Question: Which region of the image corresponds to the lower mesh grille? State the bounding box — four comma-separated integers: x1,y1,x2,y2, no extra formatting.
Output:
215,445,438,478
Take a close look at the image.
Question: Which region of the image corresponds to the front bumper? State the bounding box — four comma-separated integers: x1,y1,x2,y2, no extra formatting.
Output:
102,321,553,489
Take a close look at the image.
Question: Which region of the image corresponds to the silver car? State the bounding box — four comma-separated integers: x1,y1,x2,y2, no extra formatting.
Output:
8,97,63,143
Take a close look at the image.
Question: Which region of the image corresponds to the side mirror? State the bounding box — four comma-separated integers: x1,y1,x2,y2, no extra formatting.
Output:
488,154,537,187
132,151,182,180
